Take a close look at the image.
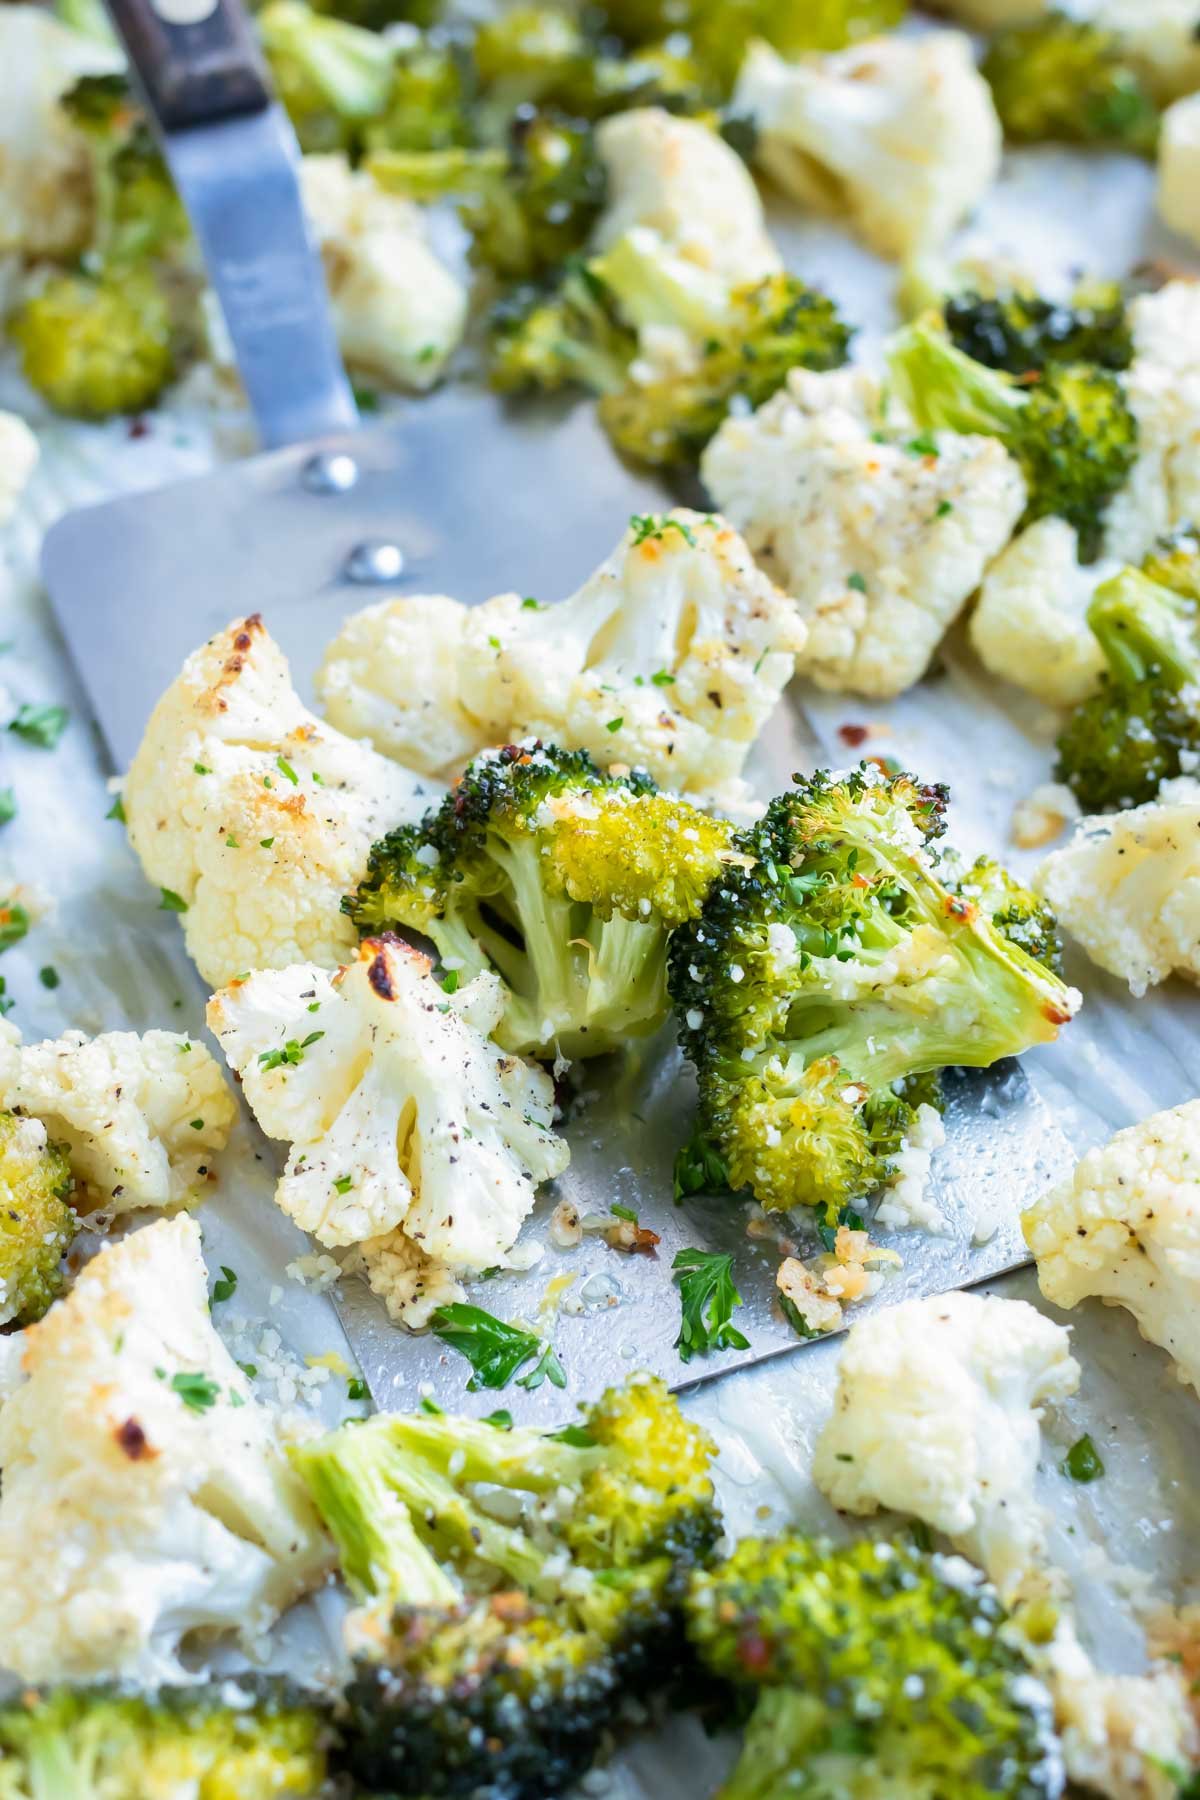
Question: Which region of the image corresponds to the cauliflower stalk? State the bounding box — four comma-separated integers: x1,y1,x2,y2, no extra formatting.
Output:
970,516,1109,708
317,510,808,802
733,32,1002,260
207,935,569,1281
702,366,1027,697
299,153,467,391
0,1021,236,1215
1036,777,1200,996
1024,1100,1200,1396
124,613,433,990
0,1214,331,1683
813,1290,1080,1605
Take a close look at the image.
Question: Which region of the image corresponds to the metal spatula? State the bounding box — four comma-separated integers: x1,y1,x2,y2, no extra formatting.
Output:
39,0,1068,1417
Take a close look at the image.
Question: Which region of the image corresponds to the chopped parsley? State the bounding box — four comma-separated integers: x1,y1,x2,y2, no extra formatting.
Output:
846,572,867,594
259,837,275,849
440,969,460,994
258,1030,324,1071
158,887,188,913
606,717,624,734
0,901,30,954
610,1203,638,1223
0,788,15,826
650,669,676,687
347,1376,370,1402
276,756,299,785
672,1248,750,1363
169,1371,221,1412
629,513,697,548
106,794,126,823
212,1266,238,1304
37,964,59,990
10,703,69,749
431,1302,566,1393
1062,1434,1105,1483
935,500,954,518
905,433,939,458
332,1174,354,1194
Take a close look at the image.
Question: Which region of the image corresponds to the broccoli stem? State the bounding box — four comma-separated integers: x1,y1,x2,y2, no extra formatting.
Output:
1086,568,1200,690
367,147,507,202
887,319,1027,441
721,1689,832,1800
589,233,731,338
379,1413,601,1492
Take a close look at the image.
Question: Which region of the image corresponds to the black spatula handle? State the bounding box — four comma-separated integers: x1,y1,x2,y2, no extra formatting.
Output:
104,0,270,131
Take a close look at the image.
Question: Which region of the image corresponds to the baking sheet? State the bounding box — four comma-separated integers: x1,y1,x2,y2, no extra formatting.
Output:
2,139,1200,1757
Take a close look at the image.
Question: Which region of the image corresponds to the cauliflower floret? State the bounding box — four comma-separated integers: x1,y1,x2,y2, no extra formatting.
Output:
124,613,433,990
0,1214,330,1683
1158,93,1200,248
702,366,1026,697
1086,0,1200,103
1036,777,1200,996
344,1228,465,1330
314,592,482,778
970,517,1108,708
300,154,467,391
813,1291,1080,1604
0,411,38,528
593,108,780,319
1048,1623,1199,1800
734,34,1002,261
1023,1100,1200,1395
0,6,118,260
1103,282,1200,567
317,510,807,802
0,1025,236,1215
207,936,569,1275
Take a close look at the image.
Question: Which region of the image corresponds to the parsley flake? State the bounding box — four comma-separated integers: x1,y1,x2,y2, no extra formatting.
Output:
10,703,69,749
170,1371,221,1412
212,1266,238,1304
0,788,15,826
159,887,188,914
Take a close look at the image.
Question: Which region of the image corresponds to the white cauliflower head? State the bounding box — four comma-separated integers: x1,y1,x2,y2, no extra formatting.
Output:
702,366,1027,697
0,410,38,528
1023,1100,1200,1396
314,592,483,778
207,936,569,1274
593,108,780,315
1103,282,1200,567
970,516,1108,708
300,153,467,390
1036,777,1200,996
1157,93,1200,249
1088,0,1200,103
813,1290,1080,1604
1048,1622,1199,1800
124,613,434,989
0,1024,236,1215
734,33,1001,260
0,5,118,260
0,1214,330,1683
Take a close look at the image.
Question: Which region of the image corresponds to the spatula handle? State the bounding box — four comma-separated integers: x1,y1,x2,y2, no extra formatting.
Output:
105,0,270,131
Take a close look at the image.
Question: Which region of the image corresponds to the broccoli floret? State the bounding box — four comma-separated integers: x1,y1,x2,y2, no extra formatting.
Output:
347,741,734,1059
887,318,1137,562
598,272,851,468
364,34,475,153
983,14,1159,156
0,1680,330,1799
948,855,1065,977
686,1534,1060,1800
10,271,176,420
0,1111,75,1329
472,8,713,121
1056,535,1200,811
486,263,636,396
369,110,605,280
259,0,395,152
293,1376,720,1800
944,283,1132,377
60,74,188,265
591,0,902,95
667,765,1078,1217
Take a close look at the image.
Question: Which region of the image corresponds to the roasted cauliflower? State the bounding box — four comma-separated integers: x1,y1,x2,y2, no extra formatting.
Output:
1158,92,1200,247
0,412,39,528
1102,281,1200,567
124,614,433,989
969,516,1108,707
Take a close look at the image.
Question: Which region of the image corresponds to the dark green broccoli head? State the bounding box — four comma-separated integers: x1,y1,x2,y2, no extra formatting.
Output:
364,34,475,153
947,854,1065,975
1056,544,1200,812
944,284,1132,376
598,273,851,468
667,765,1078,1215
687,1535,1059,1800
295,1378,720,1797
10,271,176,420
486,264,636,396
0,1112,75,1329
983,14,1160,155
467,109,607,280
348,742,733,1058
0,1679,330,1800
61,74,187,266
887,320,1137,562
337,1597,618,1800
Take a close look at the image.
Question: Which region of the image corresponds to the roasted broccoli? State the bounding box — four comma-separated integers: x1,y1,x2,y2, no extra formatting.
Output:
369,109,606,280
944,283,1132,377
60,74,188,266
0,1111,75,1329
486,263,635,396
472,7,713,122
1056,532,1200,812
983,14,1160,156
364,34,475,153
10,270,176,420
948,855,1065,977
293,1375,720,1799
667,765,1078,1217
259,0,395,152
597,271,851,468
348,741,734,1059
0,1679,330,1799
686,1533,1061,1800
887,318,1137,562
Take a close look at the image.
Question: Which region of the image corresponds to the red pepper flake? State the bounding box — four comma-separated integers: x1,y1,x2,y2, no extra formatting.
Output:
115,1417,153,1460
838,723,869,748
